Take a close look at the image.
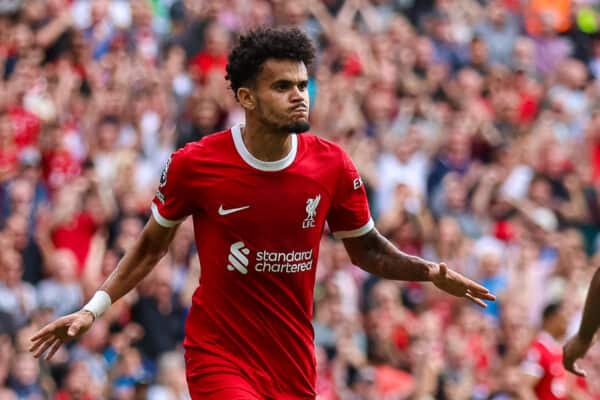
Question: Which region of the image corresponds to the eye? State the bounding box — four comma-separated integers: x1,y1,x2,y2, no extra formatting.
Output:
298,81,308,91
275,82,290,91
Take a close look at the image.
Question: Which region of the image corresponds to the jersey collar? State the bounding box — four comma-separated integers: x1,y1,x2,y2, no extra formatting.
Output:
231,123,298,172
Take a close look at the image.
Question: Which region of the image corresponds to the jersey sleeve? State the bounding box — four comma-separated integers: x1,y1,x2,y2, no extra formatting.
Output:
151,148,193,227
327,149,374,239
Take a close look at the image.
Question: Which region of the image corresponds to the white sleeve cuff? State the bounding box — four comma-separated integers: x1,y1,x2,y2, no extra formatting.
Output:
332,218,375,239
151,203,183,228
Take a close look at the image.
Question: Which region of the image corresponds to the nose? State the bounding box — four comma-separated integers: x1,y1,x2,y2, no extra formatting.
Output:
289,85,304,103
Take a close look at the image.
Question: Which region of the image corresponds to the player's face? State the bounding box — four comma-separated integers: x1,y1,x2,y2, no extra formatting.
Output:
252,59,310,134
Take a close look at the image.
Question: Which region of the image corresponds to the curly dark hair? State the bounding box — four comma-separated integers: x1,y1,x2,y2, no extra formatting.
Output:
225,27,316,100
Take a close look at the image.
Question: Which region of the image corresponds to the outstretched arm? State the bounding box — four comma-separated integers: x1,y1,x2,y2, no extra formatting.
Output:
95,216,178,301
563,267,600,376
343,228,495,307
29,216,179,359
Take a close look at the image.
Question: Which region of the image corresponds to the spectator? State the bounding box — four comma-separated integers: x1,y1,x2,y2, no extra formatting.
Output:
475,1,519,66
147,351,190,400
131,259,186,361
69,318,110,391
54,361,99,400
0,0,599,396
188,23,230,84
521,302,570,400
3,209,44,284
0,248,37,328
6,352,45,400
36,248,83,318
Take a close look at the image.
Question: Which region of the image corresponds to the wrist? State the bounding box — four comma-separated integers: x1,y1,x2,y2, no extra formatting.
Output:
82,290,112,319
80,309,96,322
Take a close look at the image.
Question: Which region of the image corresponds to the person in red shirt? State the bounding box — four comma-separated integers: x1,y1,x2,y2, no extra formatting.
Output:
189,23,229,83
54,361,97,400
29,27,495,400
521,302,570,400
0,112,19,183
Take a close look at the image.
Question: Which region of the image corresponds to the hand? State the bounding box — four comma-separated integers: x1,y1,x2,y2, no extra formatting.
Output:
483,167,501,184
563,334,593,377
430,263,496,307
29,310,95,360
564,174,582,193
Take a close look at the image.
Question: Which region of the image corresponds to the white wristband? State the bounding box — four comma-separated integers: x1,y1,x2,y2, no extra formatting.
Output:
82,291,112,319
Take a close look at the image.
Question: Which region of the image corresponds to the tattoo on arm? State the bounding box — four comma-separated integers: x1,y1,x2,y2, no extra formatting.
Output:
343,228,435,281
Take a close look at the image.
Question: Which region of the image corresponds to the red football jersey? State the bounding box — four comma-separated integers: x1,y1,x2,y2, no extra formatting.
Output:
521,332,568,400
151,124,373,398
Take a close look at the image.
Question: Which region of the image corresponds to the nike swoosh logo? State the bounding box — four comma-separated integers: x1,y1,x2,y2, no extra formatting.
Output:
218,205,250,216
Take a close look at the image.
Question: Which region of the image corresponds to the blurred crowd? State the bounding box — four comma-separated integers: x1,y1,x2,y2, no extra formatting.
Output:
1,0,600,399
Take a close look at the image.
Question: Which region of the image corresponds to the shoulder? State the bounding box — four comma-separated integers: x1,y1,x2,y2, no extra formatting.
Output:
177,129,231,156
299,133,351,166
300,133,343,152
172,129,233,165
161,130,230,185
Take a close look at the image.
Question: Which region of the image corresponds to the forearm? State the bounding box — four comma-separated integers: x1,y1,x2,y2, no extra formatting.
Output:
87,218,178,312
355,3,382,33
99,239,166,303
344,229,436,281
472,181,496,218
577,267,600,342
560,191,588,222
335,0,359,29
36,16,70,48
307,0,336,39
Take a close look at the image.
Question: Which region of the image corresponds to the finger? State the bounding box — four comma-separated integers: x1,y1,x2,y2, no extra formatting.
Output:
465,292,488,308
462,279,492,295
30,324,59,342
45,338,63,361
68,321,81,337
438,263,448,278
446,269,492,296
468,290,497,301
29,330,54,346
29,333,54,353
42,337,59,360
33,337,56,358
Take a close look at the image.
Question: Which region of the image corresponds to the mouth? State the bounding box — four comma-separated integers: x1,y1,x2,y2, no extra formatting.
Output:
290,105,308,113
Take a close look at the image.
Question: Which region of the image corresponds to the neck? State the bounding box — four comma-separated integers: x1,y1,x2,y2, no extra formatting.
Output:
242,118,293,162
543,328,561,341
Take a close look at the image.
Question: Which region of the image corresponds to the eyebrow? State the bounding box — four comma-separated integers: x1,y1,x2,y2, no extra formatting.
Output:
270,79,308,87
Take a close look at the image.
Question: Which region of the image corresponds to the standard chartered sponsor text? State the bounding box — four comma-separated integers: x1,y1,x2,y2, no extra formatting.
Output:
255,249,313,273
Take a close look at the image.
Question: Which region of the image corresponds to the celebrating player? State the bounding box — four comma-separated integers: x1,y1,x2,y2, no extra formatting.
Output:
29,27,495,399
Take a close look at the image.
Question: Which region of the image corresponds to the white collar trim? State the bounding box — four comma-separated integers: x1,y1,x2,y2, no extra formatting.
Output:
231,123,297,172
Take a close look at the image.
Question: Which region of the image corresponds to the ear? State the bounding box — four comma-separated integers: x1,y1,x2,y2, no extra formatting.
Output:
237,87,256,110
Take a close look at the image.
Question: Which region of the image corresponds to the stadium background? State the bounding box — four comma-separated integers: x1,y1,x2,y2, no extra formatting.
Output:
1,0,600,398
